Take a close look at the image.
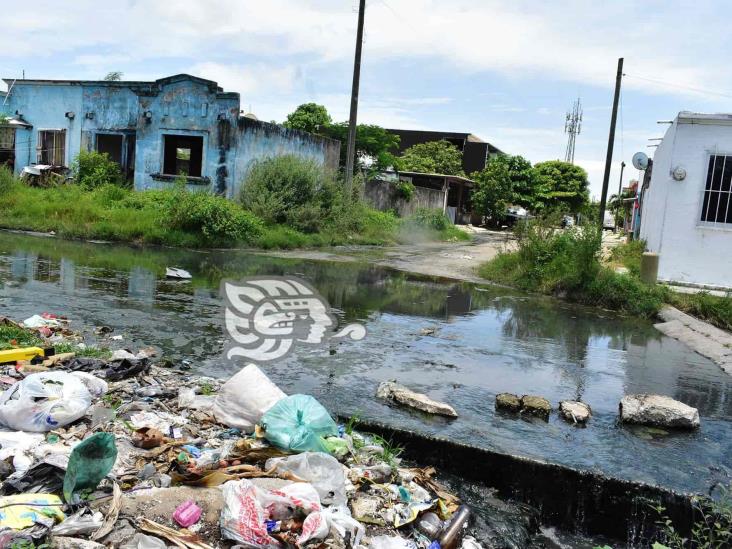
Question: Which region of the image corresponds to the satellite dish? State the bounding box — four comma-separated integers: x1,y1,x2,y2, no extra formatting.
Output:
632,152,649,170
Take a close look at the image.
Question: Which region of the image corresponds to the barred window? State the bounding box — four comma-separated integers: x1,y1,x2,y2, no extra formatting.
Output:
701,154,732,224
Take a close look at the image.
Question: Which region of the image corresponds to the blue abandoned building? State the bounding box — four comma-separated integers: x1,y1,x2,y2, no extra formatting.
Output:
0,74,340,198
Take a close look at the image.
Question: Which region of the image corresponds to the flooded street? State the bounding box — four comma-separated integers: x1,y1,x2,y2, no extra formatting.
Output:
1,231,730,497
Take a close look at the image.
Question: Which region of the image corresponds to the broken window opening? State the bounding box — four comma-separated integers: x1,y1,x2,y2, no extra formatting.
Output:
163,135,203,177
0,127,15,169
37,130,66,166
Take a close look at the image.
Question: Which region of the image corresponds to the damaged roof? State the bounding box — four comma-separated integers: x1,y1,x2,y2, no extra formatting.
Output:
1,74,232,95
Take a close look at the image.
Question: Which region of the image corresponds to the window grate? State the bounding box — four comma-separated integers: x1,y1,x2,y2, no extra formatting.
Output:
701,154,732,225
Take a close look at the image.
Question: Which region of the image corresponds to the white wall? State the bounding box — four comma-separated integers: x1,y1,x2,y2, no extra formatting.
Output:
640,115,732,289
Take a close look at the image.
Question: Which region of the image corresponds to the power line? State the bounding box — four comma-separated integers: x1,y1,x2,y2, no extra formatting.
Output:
624,73,732,100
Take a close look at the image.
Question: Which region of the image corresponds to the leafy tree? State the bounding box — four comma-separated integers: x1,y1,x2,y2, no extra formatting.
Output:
283,103,332,134
471,156,514,222
533,160,590,213
283,104,400,173
399,140,464,176
103,71,123,81
501,155,539,210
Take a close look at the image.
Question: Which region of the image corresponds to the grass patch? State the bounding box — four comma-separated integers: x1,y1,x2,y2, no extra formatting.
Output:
0,323,42,350
478,222,666,317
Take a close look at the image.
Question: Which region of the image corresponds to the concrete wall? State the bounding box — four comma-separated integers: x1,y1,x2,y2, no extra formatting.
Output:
365,178,445,217
640,115,732,288
2,75,340,200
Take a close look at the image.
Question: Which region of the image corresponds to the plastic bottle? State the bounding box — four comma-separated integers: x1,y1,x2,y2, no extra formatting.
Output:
417,512,443,539
437,505,471,549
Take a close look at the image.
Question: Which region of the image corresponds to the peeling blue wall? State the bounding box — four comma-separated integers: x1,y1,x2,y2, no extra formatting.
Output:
1,74,340,198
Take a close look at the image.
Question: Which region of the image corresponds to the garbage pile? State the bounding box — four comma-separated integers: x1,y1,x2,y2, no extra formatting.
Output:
0,316,481,548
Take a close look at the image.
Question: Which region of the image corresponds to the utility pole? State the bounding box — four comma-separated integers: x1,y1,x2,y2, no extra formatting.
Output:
598,57,623,226
345,0,366,192
614,160,625,230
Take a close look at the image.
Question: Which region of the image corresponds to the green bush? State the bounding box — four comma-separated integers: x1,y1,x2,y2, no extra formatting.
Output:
240,155,335,229
406,208,452,231
72,151,127,190
394,180,415,201
167,188,263,245
609,240,645,276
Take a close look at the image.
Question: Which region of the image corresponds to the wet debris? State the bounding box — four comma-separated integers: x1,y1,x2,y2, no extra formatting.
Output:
0,315,484,548
558,401,592,425
619,394,700,429
377,381,458,418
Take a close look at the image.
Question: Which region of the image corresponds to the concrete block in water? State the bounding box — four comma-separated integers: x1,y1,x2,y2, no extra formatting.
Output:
520,395,552,419
376,381,458,417
619,394,699,429
559,401,592,424
495,393,522,412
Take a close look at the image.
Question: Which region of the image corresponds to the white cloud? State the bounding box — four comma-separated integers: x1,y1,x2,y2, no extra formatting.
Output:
189,62,298,97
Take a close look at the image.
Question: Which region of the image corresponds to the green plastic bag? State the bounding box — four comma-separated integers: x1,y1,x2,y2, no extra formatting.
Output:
260,394,338,453
63,432,117,503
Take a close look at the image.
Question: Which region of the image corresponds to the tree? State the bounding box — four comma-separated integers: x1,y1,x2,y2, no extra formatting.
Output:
533,160,590,213
501,155,540,210
103,71,123,81
471,156,514,222
283,103,332,134
399,140,464,176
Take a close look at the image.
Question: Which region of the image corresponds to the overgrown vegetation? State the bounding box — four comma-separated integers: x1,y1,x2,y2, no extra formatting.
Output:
646,485,732,548
478,219,666,317
398,139,464,175
72,150,129,190
401,208,470,242
394,179,415,201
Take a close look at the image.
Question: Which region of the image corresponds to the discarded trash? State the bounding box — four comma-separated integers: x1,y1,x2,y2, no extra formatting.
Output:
105,357,150,381
370,535,417,549
52,510,104,536
0,493,65,530
23,314,62,329
260,394,338,453
212,363,286,432
173,499,203,528
132,427,165,449
265,451,347,506
120,533,167,549
377,381,458,418
63,432,117,503
438,505,471,549
166,267,192,280
0,371,94,432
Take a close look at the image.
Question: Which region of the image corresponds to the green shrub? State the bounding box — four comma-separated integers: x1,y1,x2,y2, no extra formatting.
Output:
670,291,732,332
609,240,645,276
406,208,452,231
240,155,336,228
167,188,263,245
394,180,415,201
72,151,127,190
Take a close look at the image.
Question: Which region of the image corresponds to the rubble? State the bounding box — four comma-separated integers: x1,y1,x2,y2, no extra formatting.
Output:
377,381,458,418
558,401,592,424
0,315,482,548
619,394,700,429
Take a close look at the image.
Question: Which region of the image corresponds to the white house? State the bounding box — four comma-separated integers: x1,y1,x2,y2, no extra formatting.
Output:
640,112,732,290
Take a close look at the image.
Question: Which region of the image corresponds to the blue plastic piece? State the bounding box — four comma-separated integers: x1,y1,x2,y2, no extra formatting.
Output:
260,394,338,453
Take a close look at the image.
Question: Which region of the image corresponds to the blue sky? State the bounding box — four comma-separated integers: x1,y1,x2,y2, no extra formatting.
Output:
3,0,732,199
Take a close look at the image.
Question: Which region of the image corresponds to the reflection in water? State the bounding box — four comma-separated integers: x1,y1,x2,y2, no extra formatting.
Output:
0,231,730,494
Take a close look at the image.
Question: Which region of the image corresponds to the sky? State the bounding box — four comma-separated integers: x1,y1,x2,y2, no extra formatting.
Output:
2,0,732,199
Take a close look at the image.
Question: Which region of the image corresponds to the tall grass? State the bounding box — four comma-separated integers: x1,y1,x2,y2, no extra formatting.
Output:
479,220,667,317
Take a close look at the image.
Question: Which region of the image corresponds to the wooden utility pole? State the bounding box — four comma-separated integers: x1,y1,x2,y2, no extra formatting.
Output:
598,57,623,226
345,0,366,192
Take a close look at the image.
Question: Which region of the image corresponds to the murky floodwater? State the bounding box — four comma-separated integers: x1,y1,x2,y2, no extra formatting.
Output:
0,231,730,497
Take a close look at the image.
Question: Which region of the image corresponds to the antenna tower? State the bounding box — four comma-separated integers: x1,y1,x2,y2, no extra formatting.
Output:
564,97,582,164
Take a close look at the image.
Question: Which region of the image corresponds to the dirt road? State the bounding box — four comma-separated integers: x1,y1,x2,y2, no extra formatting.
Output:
260,227,514,283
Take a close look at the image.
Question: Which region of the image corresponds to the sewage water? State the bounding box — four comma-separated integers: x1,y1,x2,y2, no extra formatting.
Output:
0,231,730,498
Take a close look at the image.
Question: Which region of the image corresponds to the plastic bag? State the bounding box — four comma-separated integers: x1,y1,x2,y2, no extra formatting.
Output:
0,372,92,432
0,493,65,530
265,452,346,506
260,395,338,453
213,364,286,432
63,432,117,503
70,372,108,399
370,536,418,549
52,509,104,536
298,505,364,546
178,388,215,411
0,430,44,472
220,479,321,546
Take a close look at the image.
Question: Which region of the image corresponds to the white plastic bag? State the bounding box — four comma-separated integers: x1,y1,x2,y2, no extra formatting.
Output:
70,372,108,399
178,388,215,411
265,452,347,506
220,479,321,547
369,536,417,549
298,505,364,546
0,372,92,432
213,364,286,432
